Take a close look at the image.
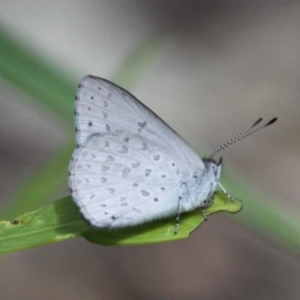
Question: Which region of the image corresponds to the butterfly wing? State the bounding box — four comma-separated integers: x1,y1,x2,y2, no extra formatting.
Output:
69,132,186,228
75,76,204,173
70,75,207,228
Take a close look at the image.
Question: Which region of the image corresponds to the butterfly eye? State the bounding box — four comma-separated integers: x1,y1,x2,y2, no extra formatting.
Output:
212,164,219,176
218,157,223,166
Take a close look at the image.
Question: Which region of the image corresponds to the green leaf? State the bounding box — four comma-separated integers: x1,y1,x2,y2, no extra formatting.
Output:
85,191,242,246
0,192,242,254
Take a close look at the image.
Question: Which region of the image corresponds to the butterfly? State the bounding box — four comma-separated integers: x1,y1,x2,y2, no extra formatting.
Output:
69,75,277,231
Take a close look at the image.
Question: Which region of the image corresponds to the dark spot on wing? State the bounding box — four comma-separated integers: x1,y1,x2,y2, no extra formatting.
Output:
138,121,147,132
100,177,107,183
132,161,140,168
106,155,115,162
132,207,142,213
102,165,110,172
145,169,151,177
141,190,149,196
141,142,148,150
122,167,131,178
118,146,128,153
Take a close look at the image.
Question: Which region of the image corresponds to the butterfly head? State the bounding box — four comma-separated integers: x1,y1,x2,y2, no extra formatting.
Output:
202,156,223,181
198,117,277,203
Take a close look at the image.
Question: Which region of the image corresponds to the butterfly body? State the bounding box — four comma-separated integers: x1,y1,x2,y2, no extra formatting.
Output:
69,76,222,228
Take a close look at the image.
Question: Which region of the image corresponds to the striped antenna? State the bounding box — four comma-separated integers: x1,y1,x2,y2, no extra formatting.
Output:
207,117,277,160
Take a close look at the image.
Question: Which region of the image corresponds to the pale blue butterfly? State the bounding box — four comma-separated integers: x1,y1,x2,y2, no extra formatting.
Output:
69,75,277,232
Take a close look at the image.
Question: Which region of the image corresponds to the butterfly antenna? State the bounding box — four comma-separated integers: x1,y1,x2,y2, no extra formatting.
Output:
207,117,277,160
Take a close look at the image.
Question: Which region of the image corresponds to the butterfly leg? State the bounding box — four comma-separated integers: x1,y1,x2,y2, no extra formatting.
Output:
201,208,208,221
200,197,213,221
217,182,236,201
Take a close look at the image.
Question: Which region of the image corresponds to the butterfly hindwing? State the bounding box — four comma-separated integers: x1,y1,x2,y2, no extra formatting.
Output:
69,132,185,227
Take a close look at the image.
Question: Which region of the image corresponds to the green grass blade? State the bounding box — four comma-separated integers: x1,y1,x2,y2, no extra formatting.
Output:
0,196,86,254
84,192,242,246
0,192,242,254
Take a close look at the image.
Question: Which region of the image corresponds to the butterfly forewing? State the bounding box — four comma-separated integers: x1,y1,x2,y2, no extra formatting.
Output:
75,76,204,170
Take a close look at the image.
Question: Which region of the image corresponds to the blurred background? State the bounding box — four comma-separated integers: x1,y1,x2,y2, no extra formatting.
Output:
0,1,300,299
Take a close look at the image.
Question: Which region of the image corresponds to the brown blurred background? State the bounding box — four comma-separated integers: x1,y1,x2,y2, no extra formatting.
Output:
0,1,300,299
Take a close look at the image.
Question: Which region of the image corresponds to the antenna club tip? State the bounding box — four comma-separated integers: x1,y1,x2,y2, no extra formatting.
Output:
267,117,278,126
